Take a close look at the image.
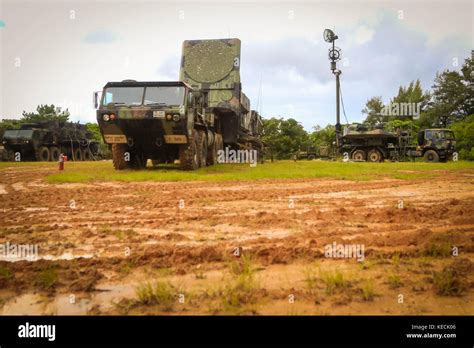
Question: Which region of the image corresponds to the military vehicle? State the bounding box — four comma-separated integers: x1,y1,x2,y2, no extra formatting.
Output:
1,121,101,161
95,38,264,170
340,124,456,162
294,146,333,160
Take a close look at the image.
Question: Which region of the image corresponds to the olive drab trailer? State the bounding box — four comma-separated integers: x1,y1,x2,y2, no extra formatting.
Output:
96,38,264,170
1,121,101,162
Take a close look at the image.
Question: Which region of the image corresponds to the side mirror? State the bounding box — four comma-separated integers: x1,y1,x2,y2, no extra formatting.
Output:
93,91,101,109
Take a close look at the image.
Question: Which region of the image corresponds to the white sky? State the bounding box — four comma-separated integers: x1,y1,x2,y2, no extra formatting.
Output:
0,0,472,130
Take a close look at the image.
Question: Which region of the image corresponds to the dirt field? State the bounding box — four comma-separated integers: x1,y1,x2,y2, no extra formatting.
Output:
0,162,473,315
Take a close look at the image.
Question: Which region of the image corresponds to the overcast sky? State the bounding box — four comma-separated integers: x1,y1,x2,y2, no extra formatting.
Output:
0,0,472,130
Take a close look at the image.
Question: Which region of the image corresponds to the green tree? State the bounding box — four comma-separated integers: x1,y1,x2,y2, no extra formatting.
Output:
427,56,473,127
450,114,474,160
262,117,310,159
389,79,431,121
85,122,102,142
310,124,335,147
362,96,384,126
21,104,70,123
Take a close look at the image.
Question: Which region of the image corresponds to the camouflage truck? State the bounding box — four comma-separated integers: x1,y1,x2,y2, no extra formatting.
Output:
340,124,456,162
96,38,263,170
294,146,333,160
1,121,101,162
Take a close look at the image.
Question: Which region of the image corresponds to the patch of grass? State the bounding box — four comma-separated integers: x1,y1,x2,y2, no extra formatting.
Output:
41,160,474,184
423,241,452,257
304,266,319,290
0,265,13,280
228,254,254,276
387,273,403,289
320,269,347,295
154,267,174,277
35,267,58,290
361,280,375,301
391,253,401,266
135,281,175,310
114,229,136,240
433,267,468,296
222,254,261,312
359,260,374,270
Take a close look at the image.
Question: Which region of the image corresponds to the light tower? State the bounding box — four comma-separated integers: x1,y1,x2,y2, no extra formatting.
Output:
323,28,342,148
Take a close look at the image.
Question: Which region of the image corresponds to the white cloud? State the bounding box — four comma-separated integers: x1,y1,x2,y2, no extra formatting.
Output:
353,25,375,45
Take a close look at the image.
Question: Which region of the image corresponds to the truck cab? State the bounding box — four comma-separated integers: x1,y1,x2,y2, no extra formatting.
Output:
96,80,210,170
417,128,456,162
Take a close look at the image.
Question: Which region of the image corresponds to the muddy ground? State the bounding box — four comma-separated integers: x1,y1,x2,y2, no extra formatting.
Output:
0,163,473,315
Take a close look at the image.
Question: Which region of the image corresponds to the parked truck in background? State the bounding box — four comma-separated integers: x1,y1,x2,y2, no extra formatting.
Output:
340,124,456,162
96,38,263,170
1,121,101,161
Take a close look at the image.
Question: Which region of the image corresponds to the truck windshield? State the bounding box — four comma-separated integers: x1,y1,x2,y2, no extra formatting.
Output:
438,130,455,140
144,87,185,106
102,86,185,106
3,130,33,138
102,87,145,106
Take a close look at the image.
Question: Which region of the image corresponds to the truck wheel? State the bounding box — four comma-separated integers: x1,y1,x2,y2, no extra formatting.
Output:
424,150,439,162
179,130,199,170
367,149,382,162
207,136,218,165
351,149,366,161
49,146,60,162
73,147,83,161
112,144,131,170
308,154,315,160
197,130,207,167
36,146,50,161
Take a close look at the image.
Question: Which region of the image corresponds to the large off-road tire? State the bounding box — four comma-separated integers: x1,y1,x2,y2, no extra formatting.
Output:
351,149,366,161
308,154,315,160
179,130,199,170
49,146,60,162
424,149,439,162
73,147,83,161
36,146,50,161
367,148,382,162
206,134,218,165
197,130,207,168
112,144,131,170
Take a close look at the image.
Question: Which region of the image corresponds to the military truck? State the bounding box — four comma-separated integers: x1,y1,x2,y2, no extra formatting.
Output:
340,124,456,162
95,38,264,170
1,121,101,161
294,146,333,160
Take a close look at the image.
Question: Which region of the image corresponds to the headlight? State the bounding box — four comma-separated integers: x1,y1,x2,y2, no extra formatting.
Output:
2,140,6,144
173,114,180,122
166,114,173,121
102,114,110,121
109,114,116,121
